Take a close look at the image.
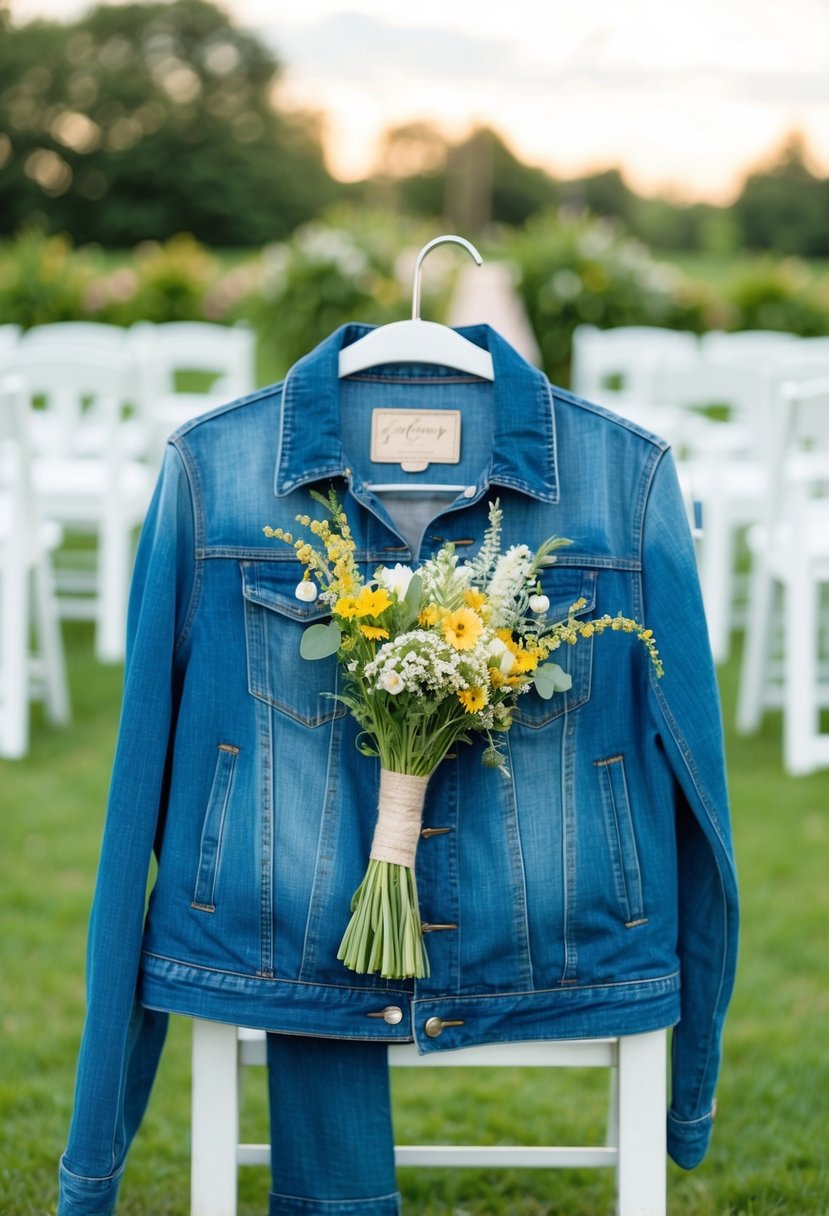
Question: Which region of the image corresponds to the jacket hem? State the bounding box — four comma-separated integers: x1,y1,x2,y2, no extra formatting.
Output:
139,951,679,1047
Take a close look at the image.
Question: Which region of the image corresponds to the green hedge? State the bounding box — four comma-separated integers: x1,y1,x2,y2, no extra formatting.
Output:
2,211,827,388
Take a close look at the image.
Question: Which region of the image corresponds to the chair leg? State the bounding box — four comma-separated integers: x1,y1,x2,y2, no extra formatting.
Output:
616,1031,666,1216
697,481,735,666
191,1019,240,1216
32,557,71,726
783,575,818,775
95,511,130,664
736,559,775,735
0,561,30,759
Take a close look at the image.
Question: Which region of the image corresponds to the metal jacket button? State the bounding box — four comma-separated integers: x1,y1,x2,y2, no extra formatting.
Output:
366,1006,404,1025
424,1016,465,1038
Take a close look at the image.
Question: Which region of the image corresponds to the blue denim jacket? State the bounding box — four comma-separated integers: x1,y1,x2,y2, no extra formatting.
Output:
59,324,738,1212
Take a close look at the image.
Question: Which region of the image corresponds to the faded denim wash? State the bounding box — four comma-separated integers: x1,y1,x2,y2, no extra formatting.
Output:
59,324,738,1214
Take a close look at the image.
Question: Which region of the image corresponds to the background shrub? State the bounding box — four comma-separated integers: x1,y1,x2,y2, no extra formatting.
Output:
504,209,710,385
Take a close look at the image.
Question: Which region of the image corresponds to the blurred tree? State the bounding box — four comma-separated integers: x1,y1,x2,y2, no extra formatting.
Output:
733,133,829,257
0,0,344,245
370,124,557,232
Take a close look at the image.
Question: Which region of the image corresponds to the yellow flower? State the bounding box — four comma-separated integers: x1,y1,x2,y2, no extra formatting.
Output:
358,624,390,641
333,596,359,619
419,603,440,627
463,588,487,611
511,647,539,673
458,686,488,713
354,586,392,618
442,607,484,651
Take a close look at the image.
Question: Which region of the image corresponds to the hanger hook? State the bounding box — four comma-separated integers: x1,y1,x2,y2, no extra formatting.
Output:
411,234,484,321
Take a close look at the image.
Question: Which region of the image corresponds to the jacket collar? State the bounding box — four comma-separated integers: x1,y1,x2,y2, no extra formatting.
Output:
274,322,558,503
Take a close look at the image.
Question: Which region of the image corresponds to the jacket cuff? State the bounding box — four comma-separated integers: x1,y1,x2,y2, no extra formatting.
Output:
58,1156,124,1216
667,1105,715,1170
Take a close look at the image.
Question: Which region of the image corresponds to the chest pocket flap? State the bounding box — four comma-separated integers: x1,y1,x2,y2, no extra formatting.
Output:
241,560,346,728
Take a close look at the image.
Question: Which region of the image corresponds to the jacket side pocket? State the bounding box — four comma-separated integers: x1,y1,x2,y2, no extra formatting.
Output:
191,743,239,913
594,754,647,927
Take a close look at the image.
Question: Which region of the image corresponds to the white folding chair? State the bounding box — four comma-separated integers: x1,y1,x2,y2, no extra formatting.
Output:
670,336,829,666
17,322,148,461
190,1020,667,1216
0,376,70,758
737,372,829,774
666,361,775,664
8,346,153,663
130,321,256,468
571,325,700,446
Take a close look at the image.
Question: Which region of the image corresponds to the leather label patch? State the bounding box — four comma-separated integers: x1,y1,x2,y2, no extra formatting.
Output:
370,408,461,473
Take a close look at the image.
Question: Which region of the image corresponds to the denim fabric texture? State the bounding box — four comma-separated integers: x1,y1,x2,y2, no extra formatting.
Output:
59,324,738,1213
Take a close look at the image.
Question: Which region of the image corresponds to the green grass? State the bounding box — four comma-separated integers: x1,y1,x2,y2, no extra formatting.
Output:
1,626,828,1214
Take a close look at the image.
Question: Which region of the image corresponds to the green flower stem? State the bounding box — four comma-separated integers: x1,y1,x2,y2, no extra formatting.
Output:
337,858,429,979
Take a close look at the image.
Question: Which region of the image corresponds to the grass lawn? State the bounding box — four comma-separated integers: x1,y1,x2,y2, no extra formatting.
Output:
1,624,828,1215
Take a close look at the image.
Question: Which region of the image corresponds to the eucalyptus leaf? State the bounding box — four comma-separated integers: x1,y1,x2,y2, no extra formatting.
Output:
300,619,342,660
400,573,423,627
533,661,572,699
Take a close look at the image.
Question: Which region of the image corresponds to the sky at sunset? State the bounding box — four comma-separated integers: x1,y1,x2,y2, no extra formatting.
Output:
9,0,829,202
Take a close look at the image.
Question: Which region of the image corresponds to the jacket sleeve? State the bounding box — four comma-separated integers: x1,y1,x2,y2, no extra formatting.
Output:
59,441,199,1215
640,447,739,1170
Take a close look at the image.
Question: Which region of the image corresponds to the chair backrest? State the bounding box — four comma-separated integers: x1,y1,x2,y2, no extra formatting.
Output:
19,322,129,355
699,330,800,365
130,321,256,401
762,373,829,540
6,346,130,461
570,325,700,445
571,325,699,404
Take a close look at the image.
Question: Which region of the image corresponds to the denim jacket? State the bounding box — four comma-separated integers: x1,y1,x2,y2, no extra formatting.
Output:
59,324,738,1213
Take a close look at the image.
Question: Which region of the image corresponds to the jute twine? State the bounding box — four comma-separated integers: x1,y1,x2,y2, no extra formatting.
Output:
369,769,429,868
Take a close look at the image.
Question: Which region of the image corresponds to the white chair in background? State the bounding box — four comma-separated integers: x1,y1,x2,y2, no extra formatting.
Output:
130,321,256,468
8,346,153,664
667,335,829,666
18,321,130,351
0,323,21,356
665,360,775,664
190,1020,667,1216
0,376,70,758
17,322,148,460
698,329,799,364
736,372,829,774
571,325,700,446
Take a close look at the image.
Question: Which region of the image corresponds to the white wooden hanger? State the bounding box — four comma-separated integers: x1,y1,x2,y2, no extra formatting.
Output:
337,235,495,381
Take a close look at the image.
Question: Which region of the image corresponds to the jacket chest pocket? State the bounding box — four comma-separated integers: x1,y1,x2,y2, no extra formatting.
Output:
241,561,346,728
514,564,598,728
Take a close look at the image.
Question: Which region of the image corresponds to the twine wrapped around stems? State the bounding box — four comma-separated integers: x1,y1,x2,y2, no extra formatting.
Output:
370,770,429,867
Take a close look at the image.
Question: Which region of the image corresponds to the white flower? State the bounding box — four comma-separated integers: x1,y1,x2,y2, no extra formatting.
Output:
295,579,318,602
528,594,550,614
486,544,534,626
376,562,415,600
378,669,405,695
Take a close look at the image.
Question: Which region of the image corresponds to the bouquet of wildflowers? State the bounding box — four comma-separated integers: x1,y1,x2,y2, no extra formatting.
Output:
265,490,661,980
